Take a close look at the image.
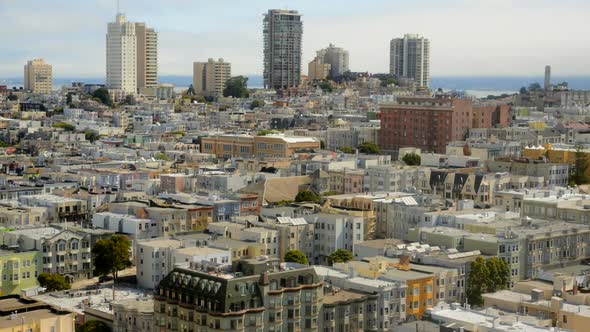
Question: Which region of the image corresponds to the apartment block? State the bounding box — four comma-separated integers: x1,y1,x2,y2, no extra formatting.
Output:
200,134,320,159
154,258,322,332
378,97,473,154
0,249,42,296
192,58,231,99
24,59,52,94
389,34,430,88
17,194,87,223
3,227,92,281
135,22,158,92
307,56,331,81
263,9,303,90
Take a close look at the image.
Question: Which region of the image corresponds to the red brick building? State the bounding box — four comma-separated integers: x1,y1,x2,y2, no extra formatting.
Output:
472,104,513,129
378,97,472,154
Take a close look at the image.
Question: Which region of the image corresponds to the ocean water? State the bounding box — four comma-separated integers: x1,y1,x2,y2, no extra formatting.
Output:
3,75,590,96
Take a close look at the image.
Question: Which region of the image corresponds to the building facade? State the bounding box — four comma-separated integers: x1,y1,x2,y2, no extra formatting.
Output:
107,13,137,95
316,44,349,79
389,34,430,88
192,58,231,99
136,22,158,92
263,9,303,91
378,97,473,154
24,59,52,94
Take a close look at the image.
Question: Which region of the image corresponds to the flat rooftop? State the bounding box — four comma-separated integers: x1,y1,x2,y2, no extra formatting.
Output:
0,309,71,328
323,289,368,305
32,286,149,315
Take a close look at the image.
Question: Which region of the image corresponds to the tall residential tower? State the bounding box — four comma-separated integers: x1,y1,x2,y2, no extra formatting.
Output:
544,65,551,91
24,59,52,94
106,13,157,95
389,34,430,88
136,23,158,92
263,9,303,91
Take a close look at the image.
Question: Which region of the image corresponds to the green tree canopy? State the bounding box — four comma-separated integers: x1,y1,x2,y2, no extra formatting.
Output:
570,146,590,185
6,93,17,101
528,82,542,92
295,190,320,203
92,88,113,106
466,256,509,306
37,273,71,292
78,320,112,332
223,76,249,98
402,152,421,166
339,146,354,154
256,129,277,136
250,99,264,110
284,250,309,265
327,249,353,265
93,235,132,299
519,86,528,95
85,129,100,142
154,152,169,161
318,81,334,93
357,142,380,154
52,122,75,131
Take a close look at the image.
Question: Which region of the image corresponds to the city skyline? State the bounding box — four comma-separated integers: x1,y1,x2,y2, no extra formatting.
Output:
1,0,590,79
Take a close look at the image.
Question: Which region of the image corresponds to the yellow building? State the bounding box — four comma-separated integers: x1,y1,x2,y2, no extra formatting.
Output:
24,59,52,94
200,134,320,159
334,256,436,320
523,145,590,177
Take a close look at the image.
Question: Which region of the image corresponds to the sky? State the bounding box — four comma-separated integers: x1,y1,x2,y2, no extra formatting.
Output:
1,0,590,79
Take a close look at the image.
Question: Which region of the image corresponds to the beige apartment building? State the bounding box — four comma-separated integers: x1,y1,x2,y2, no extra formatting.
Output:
24,59,52,94
200,134,320,159
135,22,158,92
308,56,331,81
192,58,231,98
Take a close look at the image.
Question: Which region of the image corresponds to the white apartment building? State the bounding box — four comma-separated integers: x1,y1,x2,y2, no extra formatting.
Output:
304,213,364,265
107,13,137,95
92,212,157,240
136,238,182,289
136,238,232,289
389,34,430,88
207,222,280,257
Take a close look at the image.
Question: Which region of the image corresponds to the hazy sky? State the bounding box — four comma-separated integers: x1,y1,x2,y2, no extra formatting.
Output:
2,0,590,78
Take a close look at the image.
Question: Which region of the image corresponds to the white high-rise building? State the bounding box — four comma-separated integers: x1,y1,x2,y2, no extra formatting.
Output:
106,13,137,95
389,34,430,88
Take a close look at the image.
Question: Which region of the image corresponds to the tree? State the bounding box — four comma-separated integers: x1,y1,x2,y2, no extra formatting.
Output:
327,249,353,265
37,273,71,292
53,106,64,114
284,250,309,265
402,153,421,166
519,86,528,95
154,152,169,161
357,142,380,154
78,320,112,332
52,122,76,131
318,81,334,93
295,190,320,203
528,82,542,92
6,93,17,101
187,84,196,96
466,256,491,306
486,257,510,292
85,129,101,142
570,146,590,185
257,129,277,136
250,99,264,110
93,235,132,300
223,76,249,98
339,146,354,154
92,88,113,106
